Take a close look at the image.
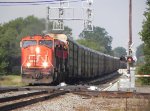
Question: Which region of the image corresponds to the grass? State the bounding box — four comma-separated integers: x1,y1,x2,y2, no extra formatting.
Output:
0,75,27,86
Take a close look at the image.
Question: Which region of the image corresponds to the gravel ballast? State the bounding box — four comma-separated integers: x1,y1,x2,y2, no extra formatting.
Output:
14,93,150,111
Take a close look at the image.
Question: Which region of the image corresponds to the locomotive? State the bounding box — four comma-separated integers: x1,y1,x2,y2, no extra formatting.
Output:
20,34,126,84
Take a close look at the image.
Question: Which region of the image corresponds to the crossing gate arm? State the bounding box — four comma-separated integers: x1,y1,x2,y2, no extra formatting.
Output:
135,75,150,77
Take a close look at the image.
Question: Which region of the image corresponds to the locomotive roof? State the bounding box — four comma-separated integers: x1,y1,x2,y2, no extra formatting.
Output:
21,34,67,42
46,33,67,43
21,35,54,40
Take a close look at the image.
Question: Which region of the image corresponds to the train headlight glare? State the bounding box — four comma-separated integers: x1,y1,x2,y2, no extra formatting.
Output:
43,61,48,68
35,47,40,54
27,62,31,67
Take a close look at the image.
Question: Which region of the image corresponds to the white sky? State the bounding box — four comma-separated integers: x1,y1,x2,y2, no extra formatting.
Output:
0,0,147,50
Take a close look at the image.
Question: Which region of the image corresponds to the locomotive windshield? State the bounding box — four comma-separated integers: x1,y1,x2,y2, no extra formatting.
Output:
22,40,37,48
39,40,53,48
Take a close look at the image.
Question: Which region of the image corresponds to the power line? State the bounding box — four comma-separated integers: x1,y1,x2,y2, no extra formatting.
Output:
0,0,62,4
0,0,85,6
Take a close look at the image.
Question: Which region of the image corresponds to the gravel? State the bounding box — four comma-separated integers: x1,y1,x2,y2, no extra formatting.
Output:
14,93,150,111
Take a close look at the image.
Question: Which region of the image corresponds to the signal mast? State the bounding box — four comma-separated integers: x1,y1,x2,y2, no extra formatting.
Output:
127,0,136,91
127,0,133,74
45,0,94,33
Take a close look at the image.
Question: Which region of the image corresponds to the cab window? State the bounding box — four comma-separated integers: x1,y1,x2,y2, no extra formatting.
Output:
39,40,53,48
22,40,37,48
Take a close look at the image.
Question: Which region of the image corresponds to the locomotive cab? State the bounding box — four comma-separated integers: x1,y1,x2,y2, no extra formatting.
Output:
20,34,68,84
20,35,55,84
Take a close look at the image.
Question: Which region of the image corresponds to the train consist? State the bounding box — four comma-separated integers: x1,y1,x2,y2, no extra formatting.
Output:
20,34,126,84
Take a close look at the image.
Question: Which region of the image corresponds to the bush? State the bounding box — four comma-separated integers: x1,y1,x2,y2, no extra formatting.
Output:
137,64,150,85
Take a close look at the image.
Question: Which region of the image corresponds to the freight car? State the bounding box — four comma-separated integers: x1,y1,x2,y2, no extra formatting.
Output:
20,34,126,84
67,38,121,81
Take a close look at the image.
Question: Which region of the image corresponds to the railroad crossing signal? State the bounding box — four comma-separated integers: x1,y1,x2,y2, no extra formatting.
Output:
127,56,134,64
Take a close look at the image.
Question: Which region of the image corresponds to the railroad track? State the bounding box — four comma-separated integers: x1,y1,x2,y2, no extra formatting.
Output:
0,86,58,94
87,71,121,85
0,85,150,111
0,87,20,94
0,89,68,111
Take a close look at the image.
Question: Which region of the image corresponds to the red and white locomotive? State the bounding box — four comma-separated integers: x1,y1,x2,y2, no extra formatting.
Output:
20,34,68,84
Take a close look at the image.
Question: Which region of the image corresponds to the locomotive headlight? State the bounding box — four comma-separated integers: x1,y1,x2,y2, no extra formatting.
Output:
42,61,48,68
26,62,31,68
35,47,40,54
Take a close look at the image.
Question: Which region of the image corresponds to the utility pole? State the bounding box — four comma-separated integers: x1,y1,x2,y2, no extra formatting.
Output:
127,0,135,91
127,0,132,74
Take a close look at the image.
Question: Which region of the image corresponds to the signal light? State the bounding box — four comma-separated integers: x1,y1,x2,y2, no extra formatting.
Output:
127,56,134,63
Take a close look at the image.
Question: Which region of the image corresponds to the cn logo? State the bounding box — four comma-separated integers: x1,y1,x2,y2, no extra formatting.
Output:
28,55,48,63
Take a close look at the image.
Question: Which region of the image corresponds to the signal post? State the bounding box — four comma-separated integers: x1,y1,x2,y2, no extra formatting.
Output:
127,0,136,91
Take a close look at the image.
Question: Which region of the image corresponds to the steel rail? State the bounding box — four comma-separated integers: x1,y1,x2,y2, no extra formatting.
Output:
0,90,68,111
0,90,47,103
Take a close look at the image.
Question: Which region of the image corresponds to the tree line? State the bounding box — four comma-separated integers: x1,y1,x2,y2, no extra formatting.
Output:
137,0,150,85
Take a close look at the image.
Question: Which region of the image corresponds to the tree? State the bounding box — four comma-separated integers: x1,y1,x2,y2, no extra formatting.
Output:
136,44,144,59
138,0,150,85
113,47,127,58
77,26,113,54
136,44,144,65
0,22,19,74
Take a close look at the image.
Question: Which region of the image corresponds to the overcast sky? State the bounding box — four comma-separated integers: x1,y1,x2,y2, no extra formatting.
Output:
0,0,147,50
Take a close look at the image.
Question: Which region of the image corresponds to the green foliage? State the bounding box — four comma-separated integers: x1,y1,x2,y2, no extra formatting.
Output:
137,64,150,85
136,44,145,65
113,47,127,57
50,26,72,36
0,75,27,86
0,61,8,75
138,0,150,85
77,26,112,54
136,44,144,59
0,15,72,74
77,38,106,52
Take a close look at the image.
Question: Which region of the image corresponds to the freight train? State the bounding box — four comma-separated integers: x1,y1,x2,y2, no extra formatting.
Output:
20,34,126,84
